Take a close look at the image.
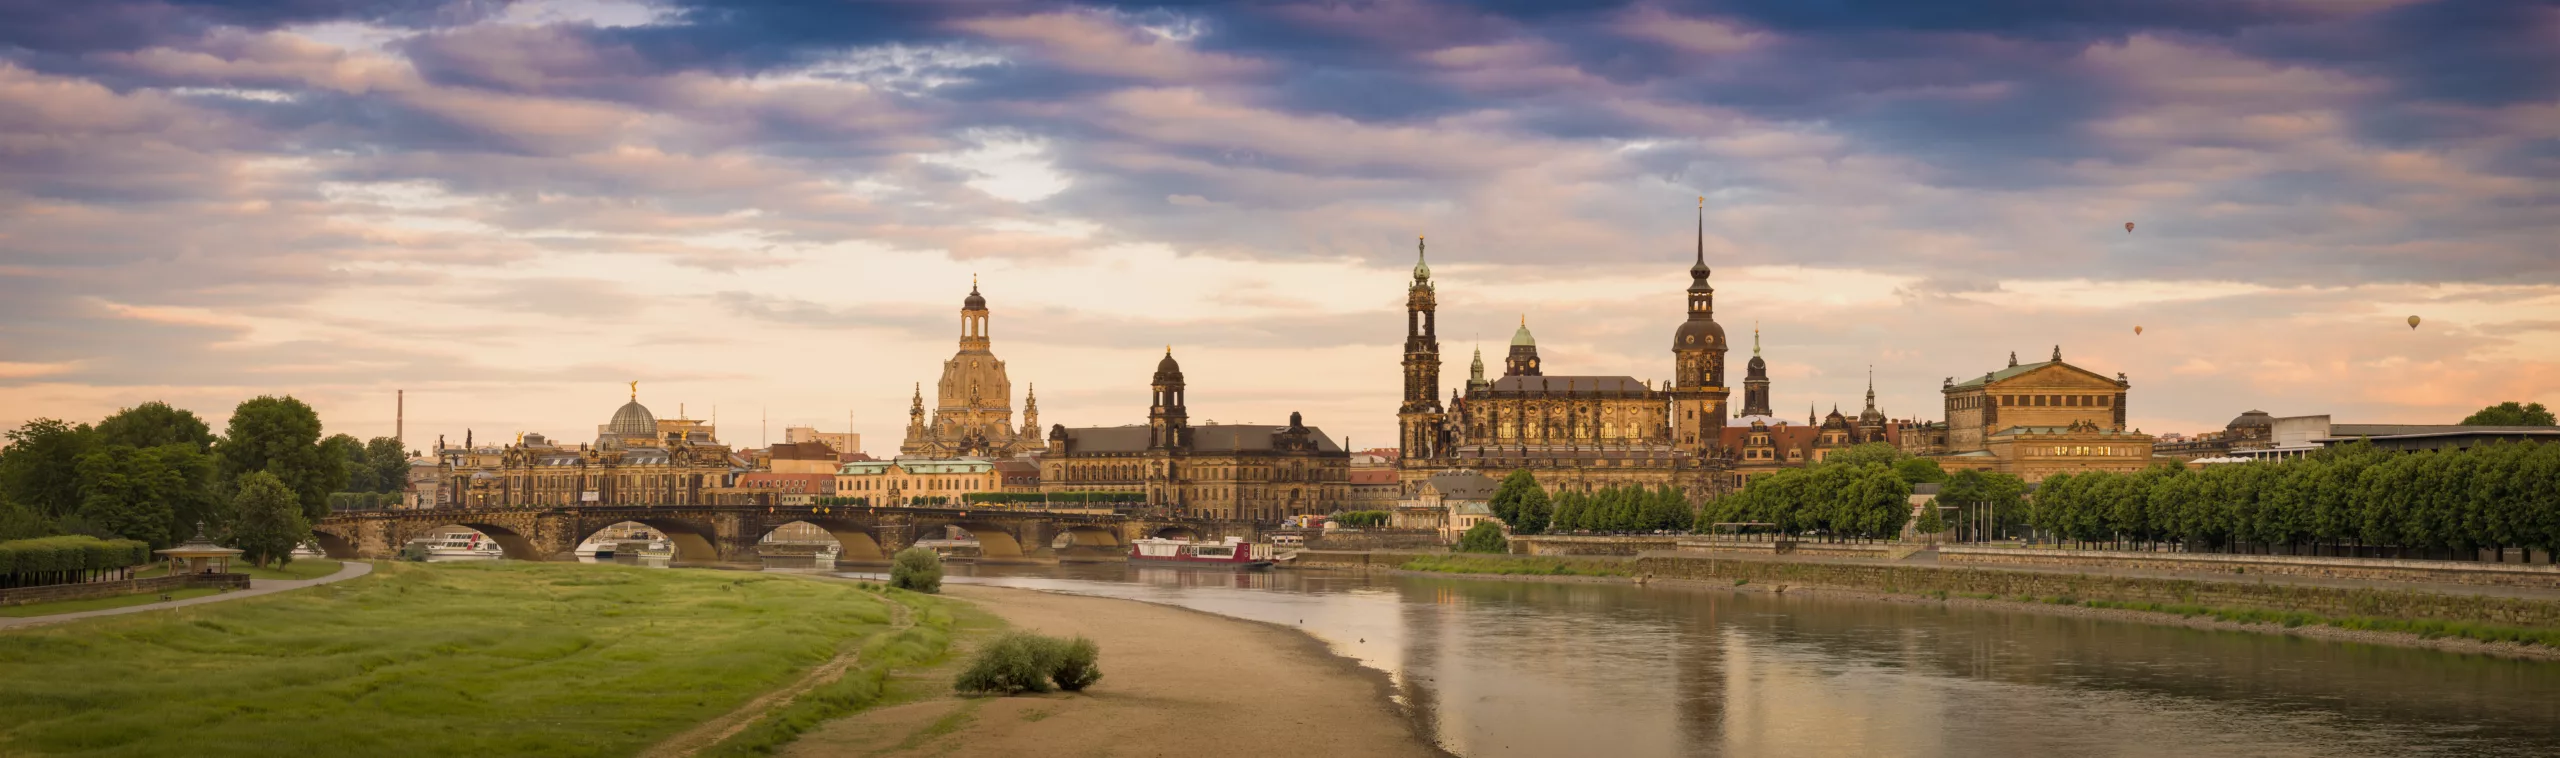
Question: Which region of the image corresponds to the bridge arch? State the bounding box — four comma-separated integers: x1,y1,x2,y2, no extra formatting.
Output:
415,522,546,561
574,519,722,565
756,519,889,563
311,527,360,560
1150,525,1201,541
910,520,1031,561
1052,525,1124,549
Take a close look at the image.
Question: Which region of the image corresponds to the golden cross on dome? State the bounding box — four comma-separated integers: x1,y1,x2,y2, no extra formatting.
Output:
628,380,637,400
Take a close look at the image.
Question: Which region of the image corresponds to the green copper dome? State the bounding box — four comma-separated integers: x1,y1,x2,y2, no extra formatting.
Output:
1510,321,1535,347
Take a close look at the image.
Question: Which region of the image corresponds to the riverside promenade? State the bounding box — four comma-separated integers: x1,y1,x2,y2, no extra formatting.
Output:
0,561,373,631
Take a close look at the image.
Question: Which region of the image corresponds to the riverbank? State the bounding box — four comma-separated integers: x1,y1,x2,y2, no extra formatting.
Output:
0,562,913,757
781,583,1444,758
1303,550,2560,661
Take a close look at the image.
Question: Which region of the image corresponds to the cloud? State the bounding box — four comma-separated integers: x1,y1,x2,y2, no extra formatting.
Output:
0,0,2552,453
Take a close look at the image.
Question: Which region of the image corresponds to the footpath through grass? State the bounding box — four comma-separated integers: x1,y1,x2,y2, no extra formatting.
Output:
0,588,225,618
0,561,909,758
1399,554,1632,577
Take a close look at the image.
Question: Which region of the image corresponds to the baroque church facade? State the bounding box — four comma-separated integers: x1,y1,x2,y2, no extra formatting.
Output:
900,282,1045,458
1395,206,1741,499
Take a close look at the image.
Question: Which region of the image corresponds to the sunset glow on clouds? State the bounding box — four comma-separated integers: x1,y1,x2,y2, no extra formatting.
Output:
2,0,2554,451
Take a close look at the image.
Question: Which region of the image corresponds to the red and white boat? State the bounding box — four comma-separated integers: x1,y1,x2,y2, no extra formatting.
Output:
1130,537,1276,569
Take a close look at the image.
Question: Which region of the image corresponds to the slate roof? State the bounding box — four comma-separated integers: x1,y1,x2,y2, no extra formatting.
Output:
840,459,995,475
1483,375,1652,394
1949,360,2059,389
1059,424,1344,454
1425,470,1500,500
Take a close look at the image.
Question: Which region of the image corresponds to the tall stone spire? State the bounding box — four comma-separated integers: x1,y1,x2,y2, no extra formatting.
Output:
1401,233,1445,459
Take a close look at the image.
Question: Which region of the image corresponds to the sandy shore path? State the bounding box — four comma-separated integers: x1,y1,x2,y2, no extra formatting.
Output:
783,583,1442,758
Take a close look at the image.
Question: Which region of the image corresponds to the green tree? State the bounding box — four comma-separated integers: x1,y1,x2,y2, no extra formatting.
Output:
1513,486,1553,535
0,419,98,520
1457,521,1509,553
1489,470,1539,526
891,546,944,593
1914,500,1947,535
217,396,344,523
228,471,310,568
1893,457,1947,485
1825,442,1907,469
72,444,215,548
364,436,409,495
323,433,367,492
94,401,216,452
2459,401,2556,427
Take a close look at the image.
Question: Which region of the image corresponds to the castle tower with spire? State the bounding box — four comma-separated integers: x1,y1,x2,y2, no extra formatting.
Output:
1668,197,1733,458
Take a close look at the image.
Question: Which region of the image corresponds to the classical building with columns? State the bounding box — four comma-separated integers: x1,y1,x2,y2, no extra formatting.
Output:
1932,346,2156,481
1041,349,1350,522
1395,206,1737,499
434,386,738,509
900,281,1045,458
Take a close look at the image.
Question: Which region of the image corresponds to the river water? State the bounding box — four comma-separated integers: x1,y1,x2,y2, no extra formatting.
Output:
894,562,2560,758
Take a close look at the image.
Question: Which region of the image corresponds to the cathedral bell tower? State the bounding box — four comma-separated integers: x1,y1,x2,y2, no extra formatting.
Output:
1399,236,1446,460
1149,347,1189,450
1669,197,1732,457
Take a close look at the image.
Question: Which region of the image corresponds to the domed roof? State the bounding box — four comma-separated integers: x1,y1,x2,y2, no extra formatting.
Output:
963,284,986,309
1511,321,1536,347
1747,354,1767,370
609,399,657,439
2227,410,2274,429
1155,347,1182,378
1673,318,1726,350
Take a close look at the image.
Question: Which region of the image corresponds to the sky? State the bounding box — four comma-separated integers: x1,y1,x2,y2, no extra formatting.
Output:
2,0,2556,455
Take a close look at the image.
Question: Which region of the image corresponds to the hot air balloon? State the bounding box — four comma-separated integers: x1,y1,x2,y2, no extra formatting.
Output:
2125,222,2135,233
2134,326,2144,335
2408,315,2421,330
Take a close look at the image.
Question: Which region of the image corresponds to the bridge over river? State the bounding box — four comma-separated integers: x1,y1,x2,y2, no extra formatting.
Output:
314,505,1256,569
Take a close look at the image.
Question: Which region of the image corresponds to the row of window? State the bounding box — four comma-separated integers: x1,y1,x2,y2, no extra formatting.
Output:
2003,393,2113,408
2030,446,2139,457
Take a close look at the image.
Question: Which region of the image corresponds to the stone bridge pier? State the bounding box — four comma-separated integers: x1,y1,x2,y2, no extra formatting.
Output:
314,506,1261,570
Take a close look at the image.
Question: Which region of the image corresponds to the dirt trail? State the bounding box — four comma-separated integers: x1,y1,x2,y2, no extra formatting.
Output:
782,584,1443,758
642,593,916,758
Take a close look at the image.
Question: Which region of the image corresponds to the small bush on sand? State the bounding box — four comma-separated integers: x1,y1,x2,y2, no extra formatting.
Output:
956,633,1059,694
955,633,1105,695
890,547,942,593
1051,635,1103,691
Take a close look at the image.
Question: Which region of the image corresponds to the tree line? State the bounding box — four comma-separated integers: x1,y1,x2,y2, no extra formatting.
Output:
1,397,389,565
2025,440,2560,559
1695,458,1915,542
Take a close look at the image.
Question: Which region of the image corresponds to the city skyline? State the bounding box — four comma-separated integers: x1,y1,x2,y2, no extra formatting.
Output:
4,0,2553,452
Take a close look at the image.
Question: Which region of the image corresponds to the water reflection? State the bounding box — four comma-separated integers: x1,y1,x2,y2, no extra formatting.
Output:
921,563,2560,758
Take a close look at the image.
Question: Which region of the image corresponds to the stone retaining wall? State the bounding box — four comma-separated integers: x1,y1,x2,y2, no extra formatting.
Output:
1633,555,2560,628
1304,530,1447,551
1942,547,2560,589
1511,535,1681,556
0,572,251,606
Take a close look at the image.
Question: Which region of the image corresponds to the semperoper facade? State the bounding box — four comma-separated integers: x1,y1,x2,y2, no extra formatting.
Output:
900,281,1044,458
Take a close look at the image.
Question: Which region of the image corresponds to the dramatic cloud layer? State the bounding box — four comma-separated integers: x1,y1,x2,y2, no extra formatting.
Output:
4,0,2555,452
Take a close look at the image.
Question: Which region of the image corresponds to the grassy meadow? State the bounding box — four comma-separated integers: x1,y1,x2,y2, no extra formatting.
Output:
0,561,909,757
0,588,224,618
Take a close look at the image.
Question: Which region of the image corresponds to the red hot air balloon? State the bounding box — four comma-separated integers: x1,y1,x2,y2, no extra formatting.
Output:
2134,326,2144,335
2125,222,2135,233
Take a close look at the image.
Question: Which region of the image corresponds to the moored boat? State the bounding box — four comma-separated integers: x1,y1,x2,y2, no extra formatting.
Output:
1130,536,1275,569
